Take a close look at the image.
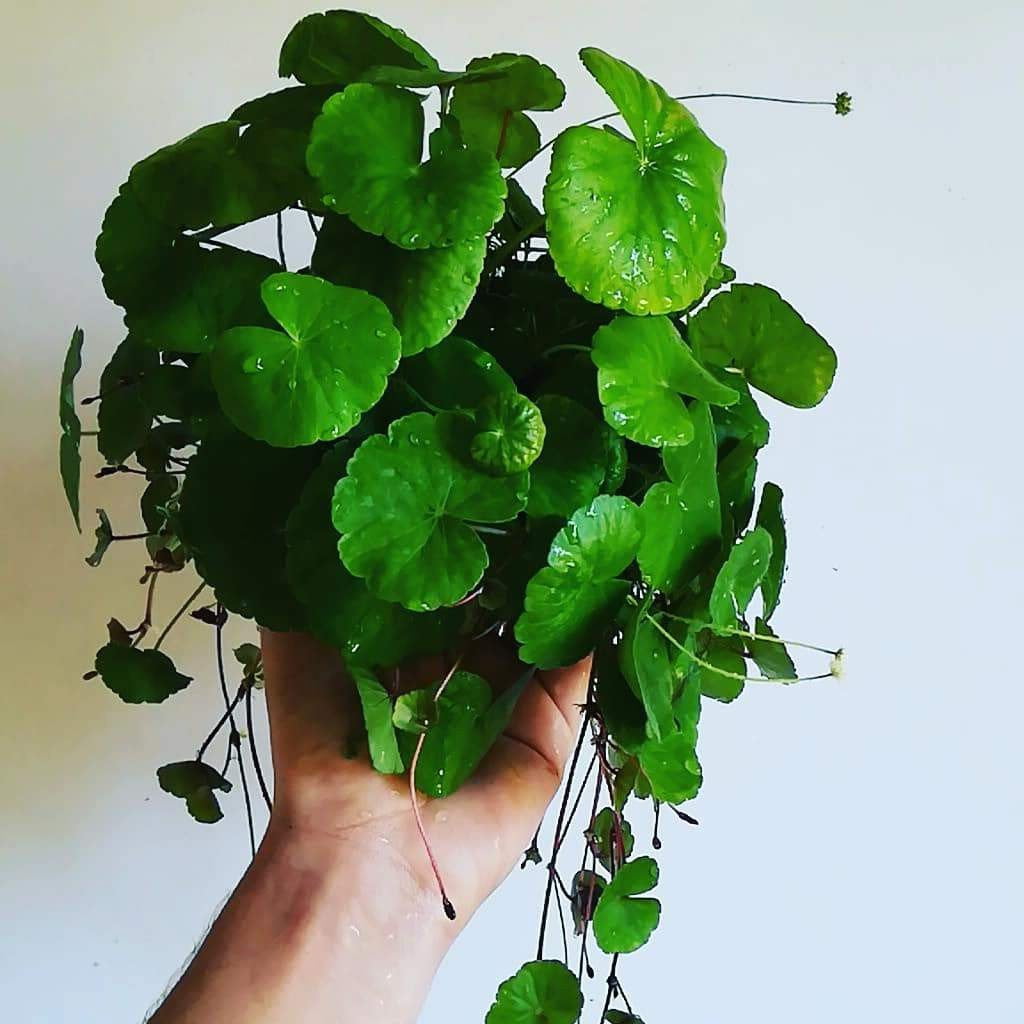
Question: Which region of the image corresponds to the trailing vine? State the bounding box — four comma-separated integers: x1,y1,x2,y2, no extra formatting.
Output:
58,9,849,1021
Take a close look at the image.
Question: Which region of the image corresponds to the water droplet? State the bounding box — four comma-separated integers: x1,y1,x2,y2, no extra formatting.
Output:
242,356,264,374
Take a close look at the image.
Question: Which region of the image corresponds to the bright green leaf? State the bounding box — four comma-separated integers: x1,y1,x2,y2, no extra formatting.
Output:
592,315,737,447
399,334,515,411
698,639,746,702
690,284,837,408
756,482,786,618
212,272,401,447
709,527,773,632
544,48,726,315
58,326,85,530
639,727,702,804
392,689,436,734
747,616,797,680
351,666,404,773
592,856,661,954
470,392,546,476
621,603,675,740
485,960,583,1024
95,644,192,704
157,761,232,824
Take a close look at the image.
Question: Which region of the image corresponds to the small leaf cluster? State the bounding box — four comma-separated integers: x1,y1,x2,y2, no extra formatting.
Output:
59,9,842,1021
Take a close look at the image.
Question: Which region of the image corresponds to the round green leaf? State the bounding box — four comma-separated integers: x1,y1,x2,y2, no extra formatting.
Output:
311,213,485,356
212,272,401,447
179,435,319,629
592,856,662,954
515,495,643,668
307,84,507,249
279,10,438,85
639,729,703,803
527,396,607,519
333,412,527,610
452,53,565,168
59,326,84,530
285,442,460,666
592,315,738,447
709,527,773,632
157,761,232,824
485,960,583,1024
399,334,515,411
689,284,837,407
94,644,192,705
470,392,546,475
544,48,726,315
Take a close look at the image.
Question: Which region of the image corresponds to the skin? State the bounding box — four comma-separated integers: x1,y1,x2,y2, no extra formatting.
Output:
150,629,591,1024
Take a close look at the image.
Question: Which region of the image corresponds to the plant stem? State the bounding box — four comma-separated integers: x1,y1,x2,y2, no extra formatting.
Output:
276,212,286,269
543,344,592,359
246,681,273,811
152,581,206,651
664,613,841,656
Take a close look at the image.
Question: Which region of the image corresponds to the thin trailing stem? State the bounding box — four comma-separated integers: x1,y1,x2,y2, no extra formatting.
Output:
129,572,160,649
232,727,257,858
245,681,273,811
276,212,286,268
553,751,598,852
409,656,463,920
599,953,622,1023
665,613,841,657
543,344,592,359
152,581,206,651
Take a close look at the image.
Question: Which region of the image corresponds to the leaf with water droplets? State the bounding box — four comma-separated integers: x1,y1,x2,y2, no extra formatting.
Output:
592,856,661,954
485,960,583,1024
58,326,84,530
592,315,737,448
544,48,726,315
515,495,643,668
157,760,231,823
212,272,401,447
709,527,774,633
307,84,506,249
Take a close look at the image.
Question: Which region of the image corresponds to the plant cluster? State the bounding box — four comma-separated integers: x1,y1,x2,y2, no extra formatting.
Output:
58,9,847,1021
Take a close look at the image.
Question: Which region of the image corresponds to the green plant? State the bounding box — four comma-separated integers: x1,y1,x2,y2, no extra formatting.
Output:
59,9,848,1020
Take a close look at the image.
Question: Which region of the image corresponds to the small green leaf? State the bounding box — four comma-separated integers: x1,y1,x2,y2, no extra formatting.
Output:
85,509,114,568
746,617,797,680
587,808,635,873
279,10,438,86
690,284,837,408
58,326,85,530
639,728,702,804
452,53,565,167
592,856,661,954
212,272,401,447
392,689,436,734
570,869,606,935
621,604,675,740
95,644,192,704
351,666,404,773
307,84,506,249
709,527,774,632
311,213,486,357
605,1012,646,1024
333,413,527,610
698,639,746,702
157,761,231,824
544,48,726,314
516,495,643,669
470,392,546,476
755,483,786,618
592,315,737,447
527,396,607,519
638,402,721,593
485,960,583,1024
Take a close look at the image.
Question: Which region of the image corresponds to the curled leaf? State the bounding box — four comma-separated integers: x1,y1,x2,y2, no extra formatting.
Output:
157,761,232,823
470,392,546,476
58,326,84,530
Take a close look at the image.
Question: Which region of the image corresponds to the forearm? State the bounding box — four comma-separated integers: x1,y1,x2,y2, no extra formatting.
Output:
150,819,453,1024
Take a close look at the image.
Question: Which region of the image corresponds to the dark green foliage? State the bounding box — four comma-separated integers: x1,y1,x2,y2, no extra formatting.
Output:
157,761,232,823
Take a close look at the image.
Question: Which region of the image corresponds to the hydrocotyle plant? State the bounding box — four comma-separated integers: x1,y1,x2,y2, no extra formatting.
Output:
59,9,849,1020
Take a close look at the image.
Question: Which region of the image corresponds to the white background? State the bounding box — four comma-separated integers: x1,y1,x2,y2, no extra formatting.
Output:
3,1,1022,1021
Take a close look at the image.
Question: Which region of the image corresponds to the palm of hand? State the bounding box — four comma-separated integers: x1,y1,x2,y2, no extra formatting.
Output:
261,631,590,924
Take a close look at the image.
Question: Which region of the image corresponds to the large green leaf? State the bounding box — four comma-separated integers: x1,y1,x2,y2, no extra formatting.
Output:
58,326,84,530
307,85,506,249
212,272,401,447
279,10,437,85
638,403,721,592
94,644,192,704
516,495,643,668
592,856,661,954
452,53,565,167
350,666,404,773
179,435,318,629
333,413,527,610
285,442,460,666
527,395,607,519
486,960,583,1024
544,48,726,315
690,284,837,408
755,482,786,618
709,527,773,632
620,603,675,740
470,392,546,476
157,761,232,824
311,213,486,356
592,315,737,447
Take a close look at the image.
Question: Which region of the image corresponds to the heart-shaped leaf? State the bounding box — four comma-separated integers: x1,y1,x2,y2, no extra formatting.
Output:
709,527,773,632
452,53,565,167
485,960,583,1024
311,213,485,356
516,495,643,668
279,9,438,86
212,272,401,447
592,315,737,447
94,644,192,705
592,856,661,954
58,326,84,530
307,84,506,249
755,482,786,618
333,413,527,610
157,761,232,823
470,392,546,476
690,284,837,407
544,48,726,315
350,666,404,774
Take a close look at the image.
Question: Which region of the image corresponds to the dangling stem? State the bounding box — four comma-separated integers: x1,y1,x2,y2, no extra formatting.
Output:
495,109,513,162
409,656,463,920
152,581,207,651
542,344,592,359
665,614,841,656
245,682,273,811
276,212,287,269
